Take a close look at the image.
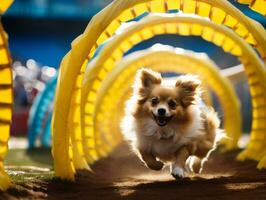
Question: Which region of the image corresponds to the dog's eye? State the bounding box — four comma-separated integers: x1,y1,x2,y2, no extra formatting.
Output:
168,100,177,109
150,97,159,106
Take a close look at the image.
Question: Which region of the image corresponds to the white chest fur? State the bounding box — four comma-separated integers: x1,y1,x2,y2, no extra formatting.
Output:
136,106,204,161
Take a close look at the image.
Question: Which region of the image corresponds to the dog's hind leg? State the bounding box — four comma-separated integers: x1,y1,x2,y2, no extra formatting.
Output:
186,156,202,173
171,146,191,179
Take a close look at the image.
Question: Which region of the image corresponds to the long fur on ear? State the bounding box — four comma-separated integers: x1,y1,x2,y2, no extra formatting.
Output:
176,75,201,107
133,68,162,102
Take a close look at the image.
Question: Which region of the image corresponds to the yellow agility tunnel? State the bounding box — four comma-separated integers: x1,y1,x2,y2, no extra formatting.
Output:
89,44,241,156
53,0,265,180
52,0,266,181
0,0,265,192
0,0,13,191
79,13,266,170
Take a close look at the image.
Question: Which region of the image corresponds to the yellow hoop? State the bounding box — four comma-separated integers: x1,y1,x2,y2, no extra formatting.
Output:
237,0,266,16
80,14,265,167
0,0,14,191
93,45,241,155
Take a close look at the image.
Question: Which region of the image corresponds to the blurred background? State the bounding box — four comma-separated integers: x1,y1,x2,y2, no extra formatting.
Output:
1,0,266,141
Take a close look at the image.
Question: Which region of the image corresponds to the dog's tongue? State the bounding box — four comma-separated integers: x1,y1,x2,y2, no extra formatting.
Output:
153,114,172,126
157,117,167,126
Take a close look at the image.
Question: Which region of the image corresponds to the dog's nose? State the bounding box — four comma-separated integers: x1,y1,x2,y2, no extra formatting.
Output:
158,108,166,116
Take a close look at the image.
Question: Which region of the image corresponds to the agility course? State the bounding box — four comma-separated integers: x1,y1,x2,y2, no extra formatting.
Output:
0,0,266,196
51,0,266,181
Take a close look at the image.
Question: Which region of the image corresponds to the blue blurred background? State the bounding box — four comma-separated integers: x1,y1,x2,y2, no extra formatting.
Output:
1,0,266,136
2,0,266,68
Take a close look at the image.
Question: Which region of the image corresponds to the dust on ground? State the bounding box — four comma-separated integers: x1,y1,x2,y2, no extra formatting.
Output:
1,143,266,200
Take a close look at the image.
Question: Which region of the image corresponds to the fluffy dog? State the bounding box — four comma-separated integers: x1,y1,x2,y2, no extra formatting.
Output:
121,68,221,178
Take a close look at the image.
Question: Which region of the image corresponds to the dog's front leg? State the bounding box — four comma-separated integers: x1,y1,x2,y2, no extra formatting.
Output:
171,146,190,179
139,150,164,171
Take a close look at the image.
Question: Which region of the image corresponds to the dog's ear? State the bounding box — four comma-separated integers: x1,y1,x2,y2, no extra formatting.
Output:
134,68,161,102
139,68,162,88
176,75,201,107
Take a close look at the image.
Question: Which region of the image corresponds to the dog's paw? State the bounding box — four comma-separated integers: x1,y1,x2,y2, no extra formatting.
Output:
147,161,164,171
171,167,185,179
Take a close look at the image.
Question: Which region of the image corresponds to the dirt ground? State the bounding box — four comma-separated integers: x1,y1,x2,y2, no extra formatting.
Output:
1,143,266,200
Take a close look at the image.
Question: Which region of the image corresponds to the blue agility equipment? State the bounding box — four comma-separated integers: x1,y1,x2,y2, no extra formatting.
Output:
28,74,58,148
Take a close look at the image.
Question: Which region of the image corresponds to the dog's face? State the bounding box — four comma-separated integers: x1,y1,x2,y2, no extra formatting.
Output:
133,68,201,127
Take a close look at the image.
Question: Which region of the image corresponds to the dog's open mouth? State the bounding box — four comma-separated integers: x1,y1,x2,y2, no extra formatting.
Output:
152,114,173,126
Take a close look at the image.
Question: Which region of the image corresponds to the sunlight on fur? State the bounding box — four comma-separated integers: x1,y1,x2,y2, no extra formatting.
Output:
120,68,224,179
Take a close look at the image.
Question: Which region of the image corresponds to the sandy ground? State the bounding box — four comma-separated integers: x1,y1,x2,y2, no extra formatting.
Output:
1,143,266,200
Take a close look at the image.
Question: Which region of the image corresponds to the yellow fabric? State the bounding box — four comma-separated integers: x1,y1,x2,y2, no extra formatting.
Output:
237,0,266,16
0,19,13,191
0,170,11,191
52,0,266,180
0,0,13,14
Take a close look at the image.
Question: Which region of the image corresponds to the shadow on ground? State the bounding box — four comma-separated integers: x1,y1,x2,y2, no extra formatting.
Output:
1,143,266,200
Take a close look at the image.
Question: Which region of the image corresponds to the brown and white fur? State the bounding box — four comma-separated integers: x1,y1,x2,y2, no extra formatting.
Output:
120,68,222,179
